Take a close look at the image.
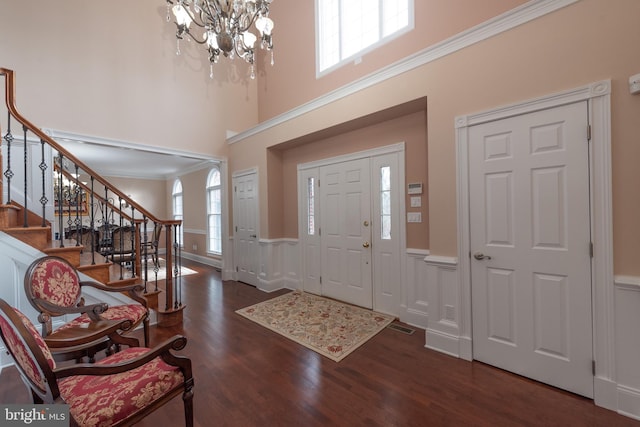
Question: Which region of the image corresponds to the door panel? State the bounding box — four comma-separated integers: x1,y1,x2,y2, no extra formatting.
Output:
320,159,372,308
470,101,593,397
233,172,259,286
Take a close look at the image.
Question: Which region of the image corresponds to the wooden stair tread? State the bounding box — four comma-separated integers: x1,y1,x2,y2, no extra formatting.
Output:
0,204,21,211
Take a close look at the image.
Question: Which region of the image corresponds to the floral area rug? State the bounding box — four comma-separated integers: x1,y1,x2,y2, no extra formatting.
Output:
235,291,395,362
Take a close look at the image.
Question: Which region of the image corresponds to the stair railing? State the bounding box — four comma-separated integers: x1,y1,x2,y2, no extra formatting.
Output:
0,67,184,316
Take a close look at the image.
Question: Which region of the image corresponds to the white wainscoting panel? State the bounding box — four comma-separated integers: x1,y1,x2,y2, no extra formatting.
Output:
404,249,430,328
258,239,300,293
423,255,467,358
223,236,235,281
282,240,301,290
613,276,640,420
0,233,43,368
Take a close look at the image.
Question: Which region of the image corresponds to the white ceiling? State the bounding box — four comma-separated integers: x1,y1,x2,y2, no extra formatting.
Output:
54,137,217,180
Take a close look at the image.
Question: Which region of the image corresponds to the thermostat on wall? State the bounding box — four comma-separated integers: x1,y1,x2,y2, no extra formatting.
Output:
408,182,423,194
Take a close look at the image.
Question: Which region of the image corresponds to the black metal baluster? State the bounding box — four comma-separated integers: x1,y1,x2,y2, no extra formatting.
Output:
130,205,136,277
21,125,28,227
117,196,124,280
3,112,13,204
154,221,160,292
38,139,47,227
89,177,96,265
57,155,64,248
73,164,81,247
174,223,180,309
142,216,149,293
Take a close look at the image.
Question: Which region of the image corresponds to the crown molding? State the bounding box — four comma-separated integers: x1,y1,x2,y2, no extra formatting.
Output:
228,0,579,145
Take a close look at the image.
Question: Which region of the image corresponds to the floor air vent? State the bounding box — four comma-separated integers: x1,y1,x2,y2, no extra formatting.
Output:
387,323,415,335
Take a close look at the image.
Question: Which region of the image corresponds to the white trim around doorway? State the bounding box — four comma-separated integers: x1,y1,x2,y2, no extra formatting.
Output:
455,80,615,411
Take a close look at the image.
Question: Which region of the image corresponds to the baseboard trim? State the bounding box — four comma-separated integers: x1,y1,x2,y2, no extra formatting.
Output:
425,328,462,358
617,385,640,420
181,251,222,269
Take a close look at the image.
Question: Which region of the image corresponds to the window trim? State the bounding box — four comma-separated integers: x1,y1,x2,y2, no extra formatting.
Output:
172,179,184,248
315,0,415,78
206,167,222,256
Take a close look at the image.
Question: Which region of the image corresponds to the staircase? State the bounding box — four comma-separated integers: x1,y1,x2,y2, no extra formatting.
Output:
0,67,185,327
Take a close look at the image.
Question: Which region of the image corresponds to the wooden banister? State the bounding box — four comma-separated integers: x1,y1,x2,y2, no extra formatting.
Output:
0,67,184,324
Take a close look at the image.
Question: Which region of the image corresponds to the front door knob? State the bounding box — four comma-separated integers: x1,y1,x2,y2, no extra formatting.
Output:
363,241,370,248
473,252,492,260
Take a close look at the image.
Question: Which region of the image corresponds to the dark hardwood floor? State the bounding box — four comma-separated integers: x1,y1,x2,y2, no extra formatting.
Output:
1,260,638,426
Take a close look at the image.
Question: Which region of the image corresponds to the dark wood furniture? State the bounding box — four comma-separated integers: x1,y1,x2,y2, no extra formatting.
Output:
110,225,136,265
24,256,150,359
0,298,194,426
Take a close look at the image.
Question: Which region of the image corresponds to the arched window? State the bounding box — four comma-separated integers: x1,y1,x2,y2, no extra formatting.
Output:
172,179,184,247
207,167,222,255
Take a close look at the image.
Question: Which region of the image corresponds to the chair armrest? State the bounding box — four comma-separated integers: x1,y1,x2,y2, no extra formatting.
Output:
79,280,139,292
45,319,133,349
34,298,108,321
80,281,148,307
54,335,190,378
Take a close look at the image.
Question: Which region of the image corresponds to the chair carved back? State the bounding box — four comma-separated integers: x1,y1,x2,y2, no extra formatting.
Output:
24,256,84,336
0,299,59,402
0,297,194,426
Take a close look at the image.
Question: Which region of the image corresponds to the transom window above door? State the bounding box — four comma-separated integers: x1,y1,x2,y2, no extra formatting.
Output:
316,0,414,76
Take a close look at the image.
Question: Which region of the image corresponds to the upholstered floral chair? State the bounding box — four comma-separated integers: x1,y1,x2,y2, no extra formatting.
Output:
0,298,194,426
24,256,150,361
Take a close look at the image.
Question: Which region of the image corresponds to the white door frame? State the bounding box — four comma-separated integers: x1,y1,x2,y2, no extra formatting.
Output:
456,80,614,405
232,167,260,286
298,142,407,315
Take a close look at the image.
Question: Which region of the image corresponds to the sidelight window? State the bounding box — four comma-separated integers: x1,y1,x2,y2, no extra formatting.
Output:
207,167,222,255
380,166,391,240
307,177,316,235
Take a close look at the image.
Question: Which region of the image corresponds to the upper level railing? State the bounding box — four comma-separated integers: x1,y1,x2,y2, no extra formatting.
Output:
0,67,184,313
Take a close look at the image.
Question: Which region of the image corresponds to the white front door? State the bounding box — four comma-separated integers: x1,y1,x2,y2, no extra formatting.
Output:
233,170,259,286
469,101,593,397
320,158,373,308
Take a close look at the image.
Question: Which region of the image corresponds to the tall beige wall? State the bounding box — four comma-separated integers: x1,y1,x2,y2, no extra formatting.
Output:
259,0,528,121
106,176,167,219
233,0,640,276
277,110,429,248
177,167,214,258
0,0,258,159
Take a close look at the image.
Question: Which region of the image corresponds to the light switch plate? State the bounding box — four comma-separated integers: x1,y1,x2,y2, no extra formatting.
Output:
407,212,422,223
410,196,421,208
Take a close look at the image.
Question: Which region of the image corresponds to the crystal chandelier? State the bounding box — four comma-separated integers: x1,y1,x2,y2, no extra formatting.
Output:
166,0,274,79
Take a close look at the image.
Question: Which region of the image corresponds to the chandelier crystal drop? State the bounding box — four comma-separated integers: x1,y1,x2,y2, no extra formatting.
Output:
166,0,274,79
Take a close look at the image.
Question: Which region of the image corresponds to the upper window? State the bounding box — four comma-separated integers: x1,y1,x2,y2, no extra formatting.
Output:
207,167,222,255
316,0,413,75
172,179,184,247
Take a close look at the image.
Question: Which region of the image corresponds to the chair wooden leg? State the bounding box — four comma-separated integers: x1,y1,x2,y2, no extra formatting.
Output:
143,316,150,347
30,389,43,404
183,388,194,427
